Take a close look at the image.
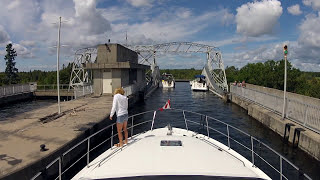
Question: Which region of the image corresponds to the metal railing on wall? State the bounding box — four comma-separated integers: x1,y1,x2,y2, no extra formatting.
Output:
35,84,93,99
0,83,36,97
230,85,320,134
74,85,93,99
36,84,69,91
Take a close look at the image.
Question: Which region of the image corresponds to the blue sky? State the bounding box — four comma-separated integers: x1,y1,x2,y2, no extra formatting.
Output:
0,0,319,71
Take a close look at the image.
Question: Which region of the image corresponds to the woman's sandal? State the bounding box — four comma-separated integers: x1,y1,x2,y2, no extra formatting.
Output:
114,143,122,147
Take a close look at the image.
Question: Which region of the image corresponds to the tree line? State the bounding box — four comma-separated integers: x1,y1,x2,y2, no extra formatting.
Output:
160,68,202,80
225,60,320,99
0,43,72,86
1,43,319,98
0,64,73,86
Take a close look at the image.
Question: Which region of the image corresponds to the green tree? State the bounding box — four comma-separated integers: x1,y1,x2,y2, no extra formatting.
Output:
225,66,239,83
4,43,19,84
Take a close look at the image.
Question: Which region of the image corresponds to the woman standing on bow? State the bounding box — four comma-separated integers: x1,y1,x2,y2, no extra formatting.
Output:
110,88,128,147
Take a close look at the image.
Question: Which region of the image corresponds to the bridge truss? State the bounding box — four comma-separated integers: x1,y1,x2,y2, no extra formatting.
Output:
127,42,228,96
68,42,228,97
68,47,97,97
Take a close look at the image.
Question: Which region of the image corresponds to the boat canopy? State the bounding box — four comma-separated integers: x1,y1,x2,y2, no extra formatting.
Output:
194,75,206,78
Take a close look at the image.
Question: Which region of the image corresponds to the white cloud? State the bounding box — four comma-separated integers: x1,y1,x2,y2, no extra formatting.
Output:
292,62,320,71
73,0,111,35
303,0,320,11
0,0,41,36
198,35,276,48
0,0,234,71
224,40,320,71
19,40,36,47
299,13,320,48
236,0,283,37
111,8,234,45
126,0,154,7
227,2,320,71
25,0,112,56
13,43,35,59
0,26,10,44
288,4,302,15
0,49,5,56
101,6,132,22
177,9,192,19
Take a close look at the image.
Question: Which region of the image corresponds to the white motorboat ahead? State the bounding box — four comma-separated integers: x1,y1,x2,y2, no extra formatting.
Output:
161,73,175,88
31,109,312,180
191,75,208,91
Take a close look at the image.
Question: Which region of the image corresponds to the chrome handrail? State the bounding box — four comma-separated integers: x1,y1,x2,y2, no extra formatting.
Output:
30,109,312,180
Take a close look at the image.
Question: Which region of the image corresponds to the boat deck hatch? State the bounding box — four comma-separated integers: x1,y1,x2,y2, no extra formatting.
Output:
160,140,182,146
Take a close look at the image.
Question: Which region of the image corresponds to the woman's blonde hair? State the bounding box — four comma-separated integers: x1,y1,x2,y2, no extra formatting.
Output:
114,87,125,95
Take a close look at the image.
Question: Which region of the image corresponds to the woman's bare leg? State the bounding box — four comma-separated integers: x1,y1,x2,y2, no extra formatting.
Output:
116,123,124,147
123,121,128,144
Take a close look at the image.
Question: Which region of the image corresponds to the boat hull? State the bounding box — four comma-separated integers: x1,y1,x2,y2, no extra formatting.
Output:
161,80,175,88
191,82,208,91
72,127,271,180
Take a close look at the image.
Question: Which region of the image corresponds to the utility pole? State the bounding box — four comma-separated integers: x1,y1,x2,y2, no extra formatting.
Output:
56,16,61,114
282,45,288,119
126,31,128,46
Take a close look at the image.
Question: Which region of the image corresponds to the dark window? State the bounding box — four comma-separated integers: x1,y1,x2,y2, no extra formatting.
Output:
160,140,182,146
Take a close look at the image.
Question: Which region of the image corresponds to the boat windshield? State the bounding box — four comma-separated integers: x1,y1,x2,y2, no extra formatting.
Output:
162,73,174,80
94,175,266,180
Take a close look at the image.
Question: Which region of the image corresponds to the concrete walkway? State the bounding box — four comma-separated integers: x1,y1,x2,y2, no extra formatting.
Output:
0,95,113,178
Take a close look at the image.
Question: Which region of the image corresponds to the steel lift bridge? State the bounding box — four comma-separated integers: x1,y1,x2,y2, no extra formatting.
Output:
68,47,97,98
127,42,228,97
68,42,228,98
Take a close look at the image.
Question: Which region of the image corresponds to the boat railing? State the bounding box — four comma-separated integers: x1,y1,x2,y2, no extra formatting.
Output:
30,109,312,180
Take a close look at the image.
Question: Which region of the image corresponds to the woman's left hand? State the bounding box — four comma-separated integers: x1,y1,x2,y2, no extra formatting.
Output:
110,116,112,120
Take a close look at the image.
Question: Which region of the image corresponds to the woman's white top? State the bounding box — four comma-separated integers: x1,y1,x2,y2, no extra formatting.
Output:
110,94,128,117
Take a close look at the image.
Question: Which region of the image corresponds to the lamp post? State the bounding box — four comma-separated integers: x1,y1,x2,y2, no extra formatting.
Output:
56,16,62,114
282,45,288,119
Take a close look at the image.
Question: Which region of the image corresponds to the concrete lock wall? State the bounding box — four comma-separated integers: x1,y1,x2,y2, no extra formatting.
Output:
94,44,142,95
121,69,130,87
97,44,138,64
137,69,144,83
116,44,138,63
246,84,320,107
93,70,103,96
231,84,320,133
111,69,122,93
97,44,117,63
230,84,320,161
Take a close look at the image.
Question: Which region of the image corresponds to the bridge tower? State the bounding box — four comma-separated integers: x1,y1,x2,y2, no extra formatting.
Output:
68,47,97,97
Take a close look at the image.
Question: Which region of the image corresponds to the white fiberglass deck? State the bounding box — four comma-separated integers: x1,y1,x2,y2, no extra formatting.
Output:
73,127,270,180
